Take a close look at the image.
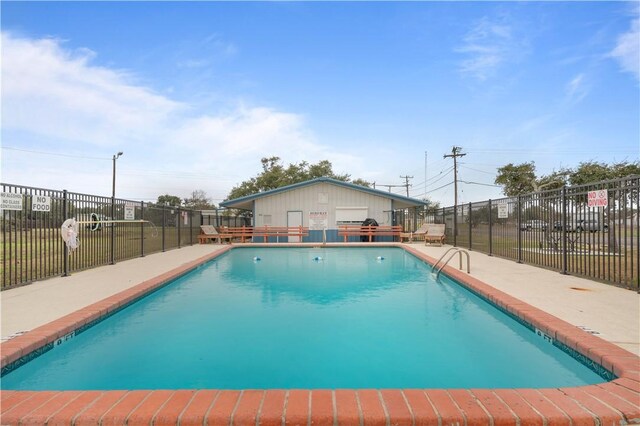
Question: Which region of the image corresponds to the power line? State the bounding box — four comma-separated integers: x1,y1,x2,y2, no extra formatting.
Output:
460,180,503,188
460,165,496,175
425,181,454,194
2,146,111,161
409,166,455,192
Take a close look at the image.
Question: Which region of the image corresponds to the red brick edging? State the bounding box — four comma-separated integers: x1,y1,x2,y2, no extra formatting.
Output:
1,244,639,425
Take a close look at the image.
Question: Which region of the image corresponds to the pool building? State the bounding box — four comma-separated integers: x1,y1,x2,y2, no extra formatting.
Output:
219,177,427,242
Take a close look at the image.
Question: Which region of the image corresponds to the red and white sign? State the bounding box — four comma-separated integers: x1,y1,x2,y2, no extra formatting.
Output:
309,211,328,230
587,189,608,208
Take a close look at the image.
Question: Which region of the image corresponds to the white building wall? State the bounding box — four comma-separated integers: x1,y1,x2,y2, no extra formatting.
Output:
253,182,393,227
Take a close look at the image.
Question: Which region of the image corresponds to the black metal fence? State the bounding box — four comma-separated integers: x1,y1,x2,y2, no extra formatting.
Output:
1,183,223,289
4,177,638,290
396,176,639,290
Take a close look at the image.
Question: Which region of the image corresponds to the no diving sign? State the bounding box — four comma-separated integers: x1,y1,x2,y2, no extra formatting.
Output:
587,189,608,208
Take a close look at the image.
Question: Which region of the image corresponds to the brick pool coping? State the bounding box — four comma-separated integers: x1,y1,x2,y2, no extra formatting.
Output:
1,244,639,425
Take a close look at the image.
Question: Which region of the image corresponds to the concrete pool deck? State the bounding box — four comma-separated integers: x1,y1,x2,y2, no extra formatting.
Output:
1,243,639,425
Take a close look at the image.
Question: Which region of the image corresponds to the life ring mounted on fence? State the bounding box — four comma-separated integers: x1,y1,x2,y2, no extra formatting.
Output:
89,212,101,232
60,218,79,252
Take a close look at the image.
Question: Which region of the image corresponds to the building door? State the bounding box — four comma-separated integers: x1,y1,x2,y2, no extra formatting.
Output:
287,211,303,242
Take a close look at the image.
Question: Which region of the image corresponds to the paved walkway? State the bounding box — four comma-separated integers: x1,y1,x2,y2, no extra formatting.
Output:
2,243,638,355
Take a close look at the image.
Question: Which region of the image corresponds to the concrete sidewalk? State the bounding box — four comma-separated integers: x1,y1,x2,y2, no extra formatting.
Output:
2,243,638,355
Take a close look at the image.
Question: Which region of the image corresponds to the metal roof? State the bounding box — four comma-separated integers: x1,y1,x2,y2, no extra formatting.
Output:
220,177,427,210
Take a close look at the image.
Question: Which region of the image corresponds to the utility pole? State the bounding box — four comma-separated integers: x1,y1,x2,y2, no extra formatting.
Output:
399,175,413,197
424,151,427,201
444,146,466,245
377,184,404,193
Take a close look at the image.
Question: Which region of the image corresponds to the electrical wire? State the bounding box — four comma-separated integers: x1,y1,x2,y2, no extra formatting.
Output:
425,181,454,194
460,180,503,188
2,146,111,160
460,165,496,175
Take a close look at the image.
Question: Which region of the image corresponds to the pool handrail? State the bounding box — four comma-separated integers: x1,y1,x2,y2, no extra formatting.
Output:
432,247,471,278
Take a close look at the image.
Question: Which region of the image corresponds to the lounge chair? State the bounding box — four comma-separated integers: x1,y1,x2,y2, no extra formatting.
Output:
198,225,231,244
411,223,430,242
424,224,446,246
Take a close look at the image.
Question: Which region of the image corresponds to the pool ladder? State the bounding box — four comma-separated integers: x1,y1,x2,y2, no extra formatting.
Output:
431,248,471,279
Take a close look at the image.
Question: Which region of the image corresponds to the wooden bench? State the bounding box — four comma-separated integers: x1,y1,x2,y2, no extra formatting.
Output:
252,226,309,242
338,225,402,242
220,226,254,243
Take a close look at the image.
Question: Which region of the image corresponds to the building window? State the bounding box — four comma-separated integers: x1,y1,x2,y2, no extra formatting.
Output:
335,207,368,225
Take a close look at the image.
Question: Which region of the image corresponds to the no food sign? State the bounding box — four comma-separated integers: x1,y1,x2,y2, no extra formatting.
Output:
587,189,608,208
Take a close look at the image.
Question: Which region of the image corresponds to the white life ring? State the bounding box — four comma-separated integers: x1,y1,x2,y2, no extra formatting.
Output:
61,218,79,251
90,212,101,231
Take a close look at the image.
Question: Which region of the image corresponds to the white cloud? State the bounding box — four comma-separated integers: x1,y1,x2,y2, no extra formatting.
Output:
457,16,527,81
610,13,640,81
565,73,590,104
1,32,364,201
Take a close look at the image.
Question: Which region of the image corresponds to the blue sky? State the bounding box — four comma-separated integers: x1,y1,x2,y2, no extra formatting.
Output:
2,1,638,206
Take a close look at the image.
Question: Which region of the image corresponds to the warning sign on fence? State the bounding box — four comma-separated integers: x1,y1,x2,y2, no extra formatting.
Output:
124,205,135,220
1,193,23,211
497,203,509,219
587,189,608,208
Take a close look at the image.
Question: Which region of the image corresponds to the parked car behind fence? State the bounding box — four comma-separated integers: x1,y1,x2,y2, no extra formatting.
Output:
520,220,548,231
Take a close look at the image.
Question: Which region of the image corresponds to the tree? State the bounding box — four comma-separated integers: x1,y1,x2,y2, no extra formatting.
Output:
226,157,368,200
535,168,570,192
351,178,371,188
569,161,640,186
494,162,537,196
183,190,215,210
156,194,182,207
495,160,639,196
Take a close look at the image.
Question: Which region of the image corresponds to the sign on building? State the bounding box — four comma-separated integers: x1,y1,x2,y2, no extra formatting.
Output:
587,189,608,208
497,203,509,219
1,193,23,211
31,195,51,212
309,211,328,230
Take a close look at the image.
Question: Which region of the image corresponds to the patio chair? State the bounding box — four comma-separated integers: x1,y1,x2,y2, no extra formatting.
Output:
424,224,446,246
411,223,430,242
198,225,229,244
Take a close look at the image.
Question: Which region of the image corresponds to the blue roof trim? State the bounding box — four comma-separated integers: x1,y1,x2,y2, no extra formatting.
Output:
220,177,427,208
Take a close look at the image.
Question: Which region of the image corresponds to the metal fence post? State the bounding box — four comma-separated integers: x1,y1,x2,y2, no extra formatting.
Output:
110,195,115,265
140,201,145,257
62,189,69,277
636,177,639,292
488,199,493,256
189,210,193,245
468,202,472,250
162,205,166,252
177,208,181,249
453,205,458,247
517,195,522,263
561,186,568,275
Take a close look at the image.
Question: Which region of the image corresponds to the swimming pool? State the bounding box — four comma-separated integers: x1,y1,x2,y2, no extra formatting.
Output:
1,246,608,390
2,245,638,425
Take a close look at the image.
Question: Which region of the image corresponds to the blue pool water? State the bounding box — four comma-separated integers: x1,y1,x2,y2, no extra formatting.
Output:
3,247,605,390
